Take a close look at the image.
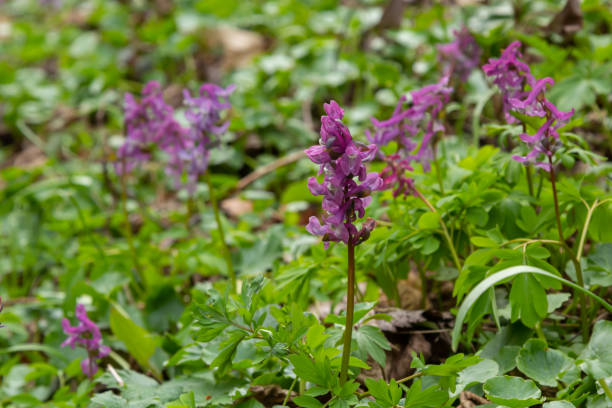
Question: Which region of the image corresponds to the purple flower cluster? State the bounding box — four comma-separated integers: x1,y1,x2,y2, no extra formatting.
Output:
175,84,235,191
116,81,234,192
62,304,111,378
305,101,383,248
116,81,186,175
366,76,452,196
483,42,574,171
437,27,482,81
482,41,533,124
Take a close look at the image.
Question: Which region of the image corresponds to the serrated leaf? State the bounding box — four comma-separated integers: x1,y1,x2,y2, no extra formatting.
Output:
354,325,390,367
211,331,247,373
509,274,548,328
288,354,330,387
403,379,448,408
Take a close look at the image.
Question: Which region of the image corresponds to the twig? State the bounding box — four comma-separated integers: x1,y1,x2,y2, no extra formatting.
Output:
107,364,125,387
229,151,306,195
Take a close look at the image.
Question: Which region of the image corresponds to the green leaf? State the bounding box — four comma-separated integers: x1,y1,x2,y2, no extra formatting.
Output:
364,378,402,408
90,391,128,408
483,376,544,408
509,274,548,328
288,354,330,387
348,356,371,370
293,396,323,408
471,236,499,248
547,293,571,313
403,379,448,408
109,305,160,377
480,323,533,374
454,359,499,397
452,265,612,351
579,320,612,380
354,325,391,367
238,230,282,276
517,339,573,387
542,401,575,408
417,212,440,230
211,331,247,373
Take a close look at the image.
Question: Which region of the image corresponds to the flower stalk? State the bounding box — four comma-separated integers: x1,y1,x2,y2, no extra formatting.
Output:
120,159,144,294
414,187,462,272
206,170,236,293
339,237,355,384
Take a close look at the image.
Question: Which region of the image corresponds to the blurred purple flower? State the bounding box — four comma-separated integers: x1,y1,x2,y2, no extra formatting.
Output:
116,81,235,193
509,78,574,171
174,83,235,192
366,77,452,196
379,155,415,198
482,41,535,123
62,304,111,378
437,27,482,81
483,41,574,171
305,101,383,248
116,81,187,175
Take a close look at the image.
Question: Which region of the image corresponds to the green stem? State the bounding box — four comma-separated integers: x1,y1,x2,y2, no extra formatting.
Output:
577,198,612,261
433,149,445,195
548,156,587,341
339,238,355,385
414,188,462,272
525,164,534,197
120,167,144,294
548,156,564,243
205,171,236,293
599,378,612,402
283,376,298,406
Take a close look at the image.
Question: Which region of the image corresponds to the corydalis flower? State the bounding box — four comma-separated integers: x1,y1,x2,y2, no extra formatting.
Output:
379,155,415,198
482,41,534,123
509,77,574,171
305,101,383,248
437,27,481,81
62,304,111,378
366,77,452,196
116,81,187,175
170,84,235,192
484,42,574,171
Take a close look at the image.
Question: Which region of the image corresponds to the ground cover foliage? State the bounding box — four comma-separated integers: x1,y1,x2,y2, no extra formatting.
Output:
0,0,611,407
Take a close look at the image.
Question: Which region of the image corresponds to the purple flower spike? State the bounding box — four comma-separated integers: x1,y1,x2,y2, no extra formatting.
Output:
305,101,383,248
365,77,452,195
62,304,110,378
484,42,574,171
116,81,187,175
437,27,482,81
173,83,235,192
116,81,235,193
482,41,535,123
